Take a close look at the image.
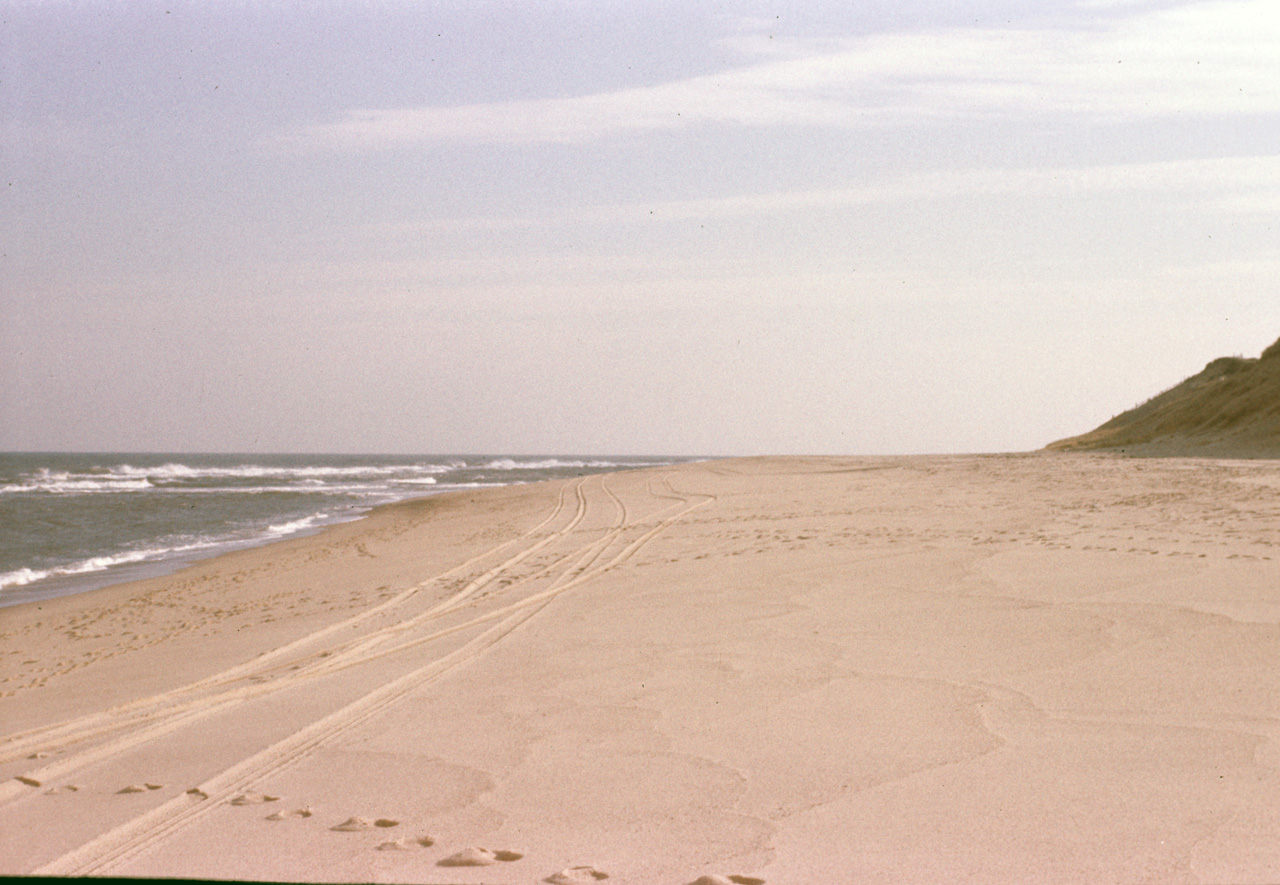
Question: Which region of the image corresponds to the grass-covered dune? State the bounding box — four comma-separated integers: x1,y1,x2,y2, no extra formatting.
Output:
1048,336,1280,458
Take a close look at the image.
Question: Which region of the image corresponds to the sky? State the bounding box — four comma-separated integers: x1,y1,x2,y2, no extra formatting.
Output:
2,0,1278,456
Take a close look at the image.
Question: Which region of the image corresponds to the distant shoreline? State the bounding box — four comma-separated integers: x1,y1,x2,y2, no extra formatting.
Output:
0,453,697,609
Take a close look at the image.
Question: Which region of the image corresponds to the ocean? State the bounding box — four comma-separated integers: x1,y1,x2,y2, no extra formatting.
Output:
0,453,691,608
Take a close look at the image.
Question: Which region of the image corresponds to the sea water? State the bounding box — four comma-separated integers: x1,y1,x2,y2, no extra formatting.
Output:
0,453,689,608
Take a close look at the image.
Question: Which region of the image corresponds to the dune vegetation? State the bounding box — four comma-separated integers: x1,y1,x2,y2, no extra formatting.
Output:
1048,336,1280,457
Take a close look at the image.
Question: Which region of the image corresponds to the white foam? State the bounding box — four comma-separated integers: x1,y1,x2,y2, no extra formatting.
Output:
0,458,658,496
266,514,329,536
0,502,358,594
0,539,225,591
0,456,686,600
0,469,154,495
0,462,451,496
0,567,48,589
110,462,453,480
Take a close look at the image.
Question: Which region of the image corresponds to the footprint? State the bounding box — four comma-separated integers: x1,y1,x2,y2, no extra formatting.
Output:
438,847,524,867
42,784,81,795
230,792,280,805
15,776,42,788
186,788,209,800
376,835,435,851
546,866,609,883
332,817,372,832
331,816,399,832
118,783,164,794
266,808,313,821
687,877,765,885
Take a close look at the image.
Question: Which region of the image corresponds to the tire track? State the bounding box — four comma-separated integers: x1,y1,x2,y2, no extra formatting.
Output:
1,478,588,794
34,601,548,876
31,472,714,876
4,475,611,804
314,477,714,677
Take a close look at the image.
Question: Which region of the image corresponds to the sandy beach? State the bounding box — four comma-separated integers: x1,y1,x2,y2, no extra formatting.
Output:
2,454,1279,883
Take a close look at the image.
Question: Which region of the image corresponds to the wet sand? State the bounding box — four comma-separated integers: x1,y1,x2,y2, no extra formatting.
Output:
2,454,1279,883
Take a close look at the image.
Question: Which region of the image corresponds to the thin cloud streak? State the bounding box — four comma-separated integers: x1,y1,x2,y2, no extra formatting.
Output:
272,0,1280,151
374,154,1280,232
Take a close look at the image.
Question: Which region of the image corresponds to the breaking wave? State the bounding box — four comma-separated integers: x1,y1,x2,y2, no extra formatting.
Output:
0,453,691,604
0,539,225,591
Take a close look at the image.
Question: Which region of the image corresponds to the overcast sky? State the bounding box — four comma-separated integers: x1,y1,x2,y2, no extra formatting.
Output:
2,0,1278,455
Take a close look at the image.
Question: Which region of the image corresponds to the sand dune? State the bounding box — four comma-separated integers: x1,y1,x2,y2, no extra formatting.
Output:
2,456,1279,882
1048,335,1280,457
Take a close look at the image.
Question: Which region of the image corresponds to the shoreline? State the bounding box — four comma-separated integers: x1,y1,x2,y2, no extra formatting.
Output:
0,454,696,610
0,517,339,611
3,454,1279,882
0,494,426,611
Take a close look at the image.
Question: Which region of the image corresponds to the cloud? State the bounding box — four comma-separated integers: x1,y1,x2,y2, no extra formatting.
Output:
271,0,1280,151
646,154,1280,217
376,154,1280,230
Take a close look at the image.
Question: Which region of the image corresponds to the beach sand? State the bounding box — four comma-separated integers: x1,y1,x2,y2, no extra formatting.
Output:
2,454,1279,883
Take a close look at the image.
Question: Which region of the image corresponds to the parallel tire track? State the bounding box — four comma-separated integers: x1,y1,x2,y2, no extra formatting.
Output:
1,479,588,793
28,472,715,876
